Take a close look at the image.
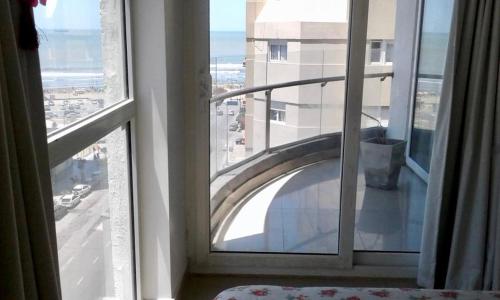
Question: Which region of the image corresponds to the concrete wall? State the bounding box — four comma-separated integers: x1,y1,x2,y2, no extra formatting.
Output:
367,0,396,40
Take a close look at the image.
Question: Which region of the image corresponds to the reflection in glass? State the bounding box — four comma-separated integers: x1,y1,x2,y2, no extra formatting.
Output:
409,0,454,172
354,0,427,253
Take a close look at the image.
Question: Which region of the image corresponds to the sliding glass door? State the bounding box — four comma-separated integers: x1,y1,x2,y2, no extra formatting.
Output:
199,0,453,273
207,0,359,265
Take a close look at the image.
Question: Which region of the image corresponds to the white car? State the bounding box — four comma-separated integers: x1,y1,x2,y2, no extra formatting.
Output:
53,195,63,205
72,184,91,197
60,194,81,208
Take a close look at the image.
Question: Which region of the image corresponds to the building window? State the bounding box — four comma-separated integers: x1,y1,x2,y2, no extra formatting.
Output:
385,41,394,63
369,40,382,63
269,41,287,62
369,40,394,64
270,108,286,122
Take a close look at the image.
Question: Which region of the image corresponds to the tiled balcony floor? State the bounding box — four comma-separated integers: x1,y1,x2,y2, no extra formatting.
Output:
212,158,427,254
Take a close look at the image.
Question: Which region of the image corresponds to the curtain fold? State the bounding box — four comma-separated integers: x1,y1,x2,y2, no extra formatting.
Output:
0,0,61,299
418,0,500,290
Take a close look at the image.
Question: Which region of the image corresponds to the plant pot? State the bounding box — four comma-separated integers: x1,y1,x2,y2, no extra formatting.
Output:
360,138,407,190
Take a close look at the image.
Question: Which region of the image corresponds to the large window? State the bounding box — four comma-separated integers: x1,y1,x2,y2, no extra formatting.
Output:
202,0,451,275
51,128,134,300
35,0,136,299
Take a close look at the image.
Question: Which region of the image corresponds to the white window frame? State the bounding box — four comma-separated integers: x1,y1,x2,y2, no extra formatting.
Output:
268,40,288,62
41,0,141,298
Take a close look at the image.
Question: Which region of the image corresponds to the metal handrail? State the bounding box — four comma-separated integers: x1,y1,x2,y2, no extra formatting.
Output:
361,111,383,127
210,71,394,180
210,72,394,103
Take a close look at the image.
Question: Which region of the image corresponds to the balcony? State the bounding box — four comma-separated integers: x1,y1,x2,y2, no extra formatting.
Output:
209,73,427,254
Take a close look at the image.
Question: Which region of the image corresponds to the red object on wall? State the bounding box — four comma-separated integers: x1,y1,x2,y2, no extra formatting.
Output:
26,0,47,7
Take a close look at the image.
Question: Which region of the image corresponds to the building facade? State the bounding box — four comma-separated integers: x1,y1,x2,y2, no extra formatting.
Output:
245,0,396,149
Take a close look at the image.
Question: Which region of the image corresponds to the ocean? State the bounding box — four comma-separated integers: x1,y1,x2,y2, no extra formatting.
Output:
37,29,447,91
38,29,103,89
210,31,246,85
37,29,247,89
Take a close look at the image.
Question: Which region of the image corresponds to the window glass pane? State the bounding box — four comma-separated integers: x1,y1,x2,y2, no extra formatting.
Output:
385,41,394,63
278,110,285,122
370,41,382,63
280,44,288,61
210,0,350,255
52,127,134,299
409,0,454,172
355,0,427,252
270,44,280,61
34,0,126,135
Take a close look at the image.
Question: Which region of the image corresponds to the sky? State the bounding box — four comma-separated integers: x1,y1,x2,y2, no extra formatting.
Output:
34,0,101,30
210,0,245,32
422,0,455,33
34,0,245,31
33,0,450,33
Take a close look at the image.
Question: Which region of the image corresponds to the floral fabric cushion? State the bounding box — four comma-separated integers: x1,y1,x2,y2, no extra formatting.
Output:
214,285,500,300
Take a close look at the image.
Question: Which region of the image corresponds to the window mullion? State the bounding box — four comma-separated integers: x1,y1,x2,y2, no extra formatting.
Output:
48,99,135,168
338,0,370,268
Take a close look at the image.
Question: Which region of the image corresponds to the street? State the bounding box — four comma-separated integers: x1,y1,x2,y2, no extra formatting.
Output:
210,101,245,174
55,190,118,300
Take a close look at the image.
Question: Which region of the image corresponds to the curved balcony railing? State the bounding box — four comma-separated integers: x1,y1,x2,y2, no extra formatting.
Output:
210,72,393,181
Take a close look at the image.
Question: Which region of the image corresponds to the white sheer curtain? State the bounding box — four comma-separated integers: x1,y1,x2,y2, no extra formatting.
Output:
0,0,61,298
418,0,500,290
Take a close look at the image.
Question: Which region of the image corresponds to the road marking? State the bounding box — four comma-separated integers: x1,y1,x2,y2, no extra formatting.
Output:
81,240,89,247
92,256,100,264
95,222,103,231
76,276,84,286
66,256,74,265
60,256,74,271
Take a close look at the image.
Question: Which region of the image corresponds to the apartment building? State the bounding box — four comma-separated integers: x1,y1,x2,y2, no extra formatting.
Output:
245,0,395,149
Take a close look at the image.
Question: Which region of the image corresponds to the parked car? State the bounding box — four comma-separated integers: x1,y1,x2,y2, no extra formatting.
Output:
226,99,239,106
229,122,238,131
235,137,245,145
60,194,81,208
53,195,63,205
45,111,56,118
228,110,235,116
53,203,68,220
72,184,91,197
73,88,86,96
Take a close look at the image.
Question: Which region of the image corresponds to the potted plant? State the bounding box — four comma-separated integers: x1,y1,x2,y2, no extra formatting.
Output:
360,113,406,190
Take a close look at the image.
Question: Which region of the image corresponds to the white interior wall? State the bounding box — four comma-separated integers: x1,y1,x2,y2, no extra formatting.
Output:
131,0,187,299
